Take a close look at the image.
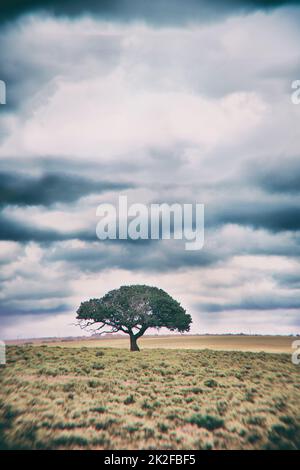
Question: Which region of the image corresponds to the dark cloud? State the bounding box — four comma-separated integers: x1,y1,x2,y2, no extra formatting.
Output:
0,302,70,318
154,192,300,234
198,295,300,312
46,238,219,273
251,157,300,194
0,171,132,207
273,271,300,288
0,211,105,243
0,22,122,113
0,0,299,25
207,200,300,233
0,212,68,242
0,157,142,181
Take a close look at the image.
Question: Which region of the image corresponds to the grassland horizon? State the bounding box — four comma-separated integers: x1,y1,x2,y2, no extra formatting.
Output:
6,334,298,355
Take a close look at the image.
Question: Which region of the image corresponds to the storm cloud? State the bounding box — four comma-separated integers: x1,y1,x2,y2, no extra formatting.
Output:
0,3,300,338
0,171,132,207
1,0,300,25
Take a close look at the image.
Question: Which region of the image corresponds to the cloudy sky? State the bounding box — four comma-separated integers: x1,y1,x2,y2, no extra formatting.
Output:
0,0,300,339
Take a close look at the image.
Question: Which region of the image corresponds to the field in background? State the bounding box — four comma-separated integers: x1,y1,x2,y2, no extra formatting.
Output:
1,344,300,450
44,335,295,354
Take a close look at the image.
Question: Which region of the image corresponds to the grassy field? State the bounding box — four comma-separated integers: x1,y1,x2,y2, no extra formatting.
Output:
1,342,300,450
42,334,295,353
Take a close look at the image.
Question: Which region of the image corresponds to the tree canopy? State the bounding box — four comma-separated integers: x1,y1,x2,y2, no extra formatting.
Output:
76,285,192,351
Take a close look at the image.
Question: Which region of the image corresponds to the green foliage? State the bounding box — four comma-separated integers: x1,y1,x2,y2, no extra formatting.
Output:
266,421,300,450
246,416,266,426
50,434,89,448
187,414,224,431
90,406,107,414
124,395,135,405
76,285,192,350
204,379,218,388
158,422,169,433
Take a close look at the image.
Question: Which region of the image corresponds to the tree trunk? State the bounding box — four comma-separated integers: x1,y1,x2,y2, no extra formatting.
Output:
129,334,140,352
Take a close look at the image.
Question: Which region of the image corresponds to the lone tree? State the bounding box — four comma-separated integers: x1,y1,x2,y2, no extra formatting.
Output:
76,285,192,351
